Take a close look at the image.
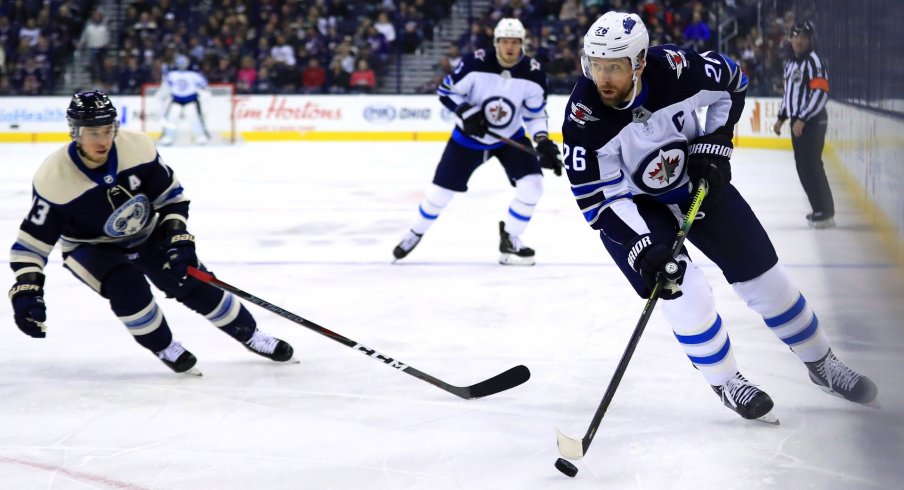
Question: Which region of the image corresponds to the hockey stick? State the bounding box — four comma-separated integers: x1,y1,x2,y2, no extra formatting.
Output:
485,129,540,157
187,266,531,399
556,180,709,460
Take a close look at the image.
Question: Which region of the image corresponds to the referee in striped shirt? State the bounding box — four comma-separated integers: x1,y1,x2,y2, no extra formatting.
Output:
773,21,834,229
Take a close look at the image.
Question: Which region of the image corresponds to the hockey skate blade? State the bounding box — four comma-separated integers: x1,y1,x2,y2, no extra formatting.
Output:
182,367,203,377
753,410,780,425
555,428,585,460
498,254,536,266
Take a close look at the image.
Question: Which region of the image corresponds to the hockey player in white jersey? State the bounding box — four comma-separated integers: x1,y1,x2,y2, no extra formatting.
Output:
158,54,211,146
562,12,877,422
8,91,296,375
392,18,564,265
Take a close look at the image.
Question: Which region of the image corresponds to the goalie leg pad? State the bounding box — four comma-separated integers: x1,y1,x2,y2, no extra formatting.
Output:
503,174,543,237
662,259,738,386
732,263,830,362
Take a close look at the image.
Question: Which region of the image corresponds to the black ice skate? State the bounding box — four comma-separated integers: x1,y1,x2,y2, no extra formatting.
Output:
498,221,535,266
805,349,879,407
806,212,835,229
392,230,423,260
712,372,778,424
244,329,298,363
156,341,201,376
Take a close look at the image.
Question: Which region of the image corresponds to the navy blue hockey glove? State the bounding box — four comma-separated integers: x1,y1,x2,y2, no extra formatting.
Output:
688,134,733,206
9,276,47,338
627,234,687,300
535,137,564,176
454,103,487,138
163,222,198,281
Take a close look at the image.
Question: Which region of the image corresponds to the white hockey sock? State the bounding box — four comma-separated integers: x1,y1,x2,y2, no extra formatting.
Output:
662,259,738,385
732,263,830,362
502,174,543,237
410,184,455,235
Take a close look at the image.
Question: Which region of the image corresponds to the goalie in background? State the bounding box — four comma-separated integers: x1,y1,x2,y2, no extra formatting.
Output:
157,54,211,146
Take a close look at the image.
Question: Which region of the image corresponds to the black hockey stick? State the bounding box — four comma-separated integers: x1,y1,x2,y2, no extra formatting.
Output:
187,266,531,399
556,180,709,460
486,129,541,157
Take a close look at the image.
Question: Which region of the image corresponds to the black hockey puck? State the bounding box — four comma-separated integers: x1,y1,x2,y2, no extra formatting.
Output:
554,457,578,477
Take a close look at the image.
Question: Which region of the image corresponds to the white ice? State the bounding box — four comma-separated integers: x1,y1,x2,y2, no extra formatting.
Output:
0,141,902,490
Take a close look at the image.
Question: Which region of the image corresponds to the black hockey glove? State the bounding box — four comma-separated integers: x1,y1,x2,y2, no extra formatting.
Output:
9,274,47,338
535,137,564,176
687,134,733,206
627,234,687,300
454,103,487,138
163,221,198,281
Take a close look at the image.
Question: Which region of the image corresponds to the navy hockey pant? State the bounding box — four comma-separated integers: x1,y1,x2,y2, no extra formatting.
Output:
601,184,779,298
432,136,542,191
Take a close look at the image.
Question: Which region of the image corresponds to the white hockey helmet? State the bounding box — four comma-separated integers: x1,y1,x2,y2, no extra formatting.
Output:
174,54,190,70
494,18,526,43
581,12,649,79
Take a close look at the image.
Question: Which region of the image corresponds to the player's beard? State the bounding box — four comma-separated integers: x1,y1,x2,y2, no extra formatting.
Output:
597,80,635,108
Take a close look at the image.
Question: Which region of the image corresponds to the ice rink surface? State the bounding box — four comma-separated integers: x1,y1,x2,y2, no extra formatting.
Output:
0,140,902,490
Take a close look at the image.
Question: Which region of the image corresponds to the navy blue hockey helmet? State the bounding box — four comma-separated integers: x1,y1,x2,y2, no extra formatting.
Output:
67,90,118,128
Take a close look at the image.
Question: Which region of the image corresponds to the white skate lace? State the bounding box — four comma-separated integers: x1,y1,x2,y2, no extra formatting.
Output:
398,231,421,252
508,235,526,252
721,374,760,408
818,352,861,392
245,330,278,355
157,341,186,362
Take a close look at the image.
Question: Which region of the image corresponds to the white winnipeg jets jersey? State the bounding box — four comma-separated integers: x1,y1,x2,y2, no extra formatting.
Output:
163,70,208,103
438,47,549,148
562,45,748,245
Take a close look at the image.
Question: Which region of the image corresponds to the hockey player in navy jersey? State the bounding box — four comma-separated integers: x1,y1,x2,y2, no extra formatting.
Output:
158,54,211,146
562,12,877,422
392,18,564,265
8,91,295,375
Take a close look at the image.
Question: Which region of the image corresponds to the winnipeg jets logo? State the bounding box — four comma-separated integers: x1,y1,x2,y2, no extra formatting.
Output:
569,102,599,126
633,141,688,193
648,151,681,184
482,97,516,127
530,59,541,71
663,49,689,78
474,49,486,62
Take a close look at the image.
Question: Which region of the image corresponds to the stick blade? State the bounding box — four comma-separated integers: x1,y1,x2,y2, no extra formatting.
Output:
465,365,531,399
556,428,586,460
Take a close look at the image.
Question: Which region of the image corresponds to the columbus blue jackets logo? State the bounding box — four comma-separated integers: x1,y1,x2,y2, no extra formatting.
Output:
633,141,688,193
482,97,516,127
104,194,150,237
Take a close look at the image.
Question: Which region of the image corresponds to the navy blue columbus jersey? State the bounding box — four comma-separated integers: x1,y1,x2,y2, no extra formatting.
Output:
10,130,189,280
438,47,549,148
562,45,747,246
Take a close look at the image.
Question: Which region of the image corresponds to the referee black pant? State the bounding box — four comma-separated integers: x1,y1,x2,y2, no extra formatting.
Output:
791,110,834,217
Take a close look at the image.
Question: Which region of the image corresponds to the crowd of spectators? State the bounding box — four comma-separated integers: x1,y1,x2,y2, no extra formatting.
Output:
0,0,96,95
424,0,800,96
1,0,803,98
